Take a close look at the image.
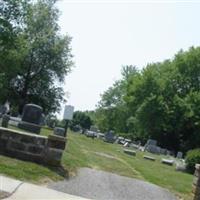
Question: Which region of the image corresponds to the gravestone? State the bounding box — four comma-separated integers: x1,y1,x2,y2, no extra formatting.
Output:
116,136,124,144
104,130,115,143
0,105,7,117
1,114,10,128
54,127,65,137
124,149,136,156
176,151,183,159
161,158,174,166
123,142,129,147
18,104,43,134
160,148,167,155
146,145,160,154
146,139,157,146
143,155,156,161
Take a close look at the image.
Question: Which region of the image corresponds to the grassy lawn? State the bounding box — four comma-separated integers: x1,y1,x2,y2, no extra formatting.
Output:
0,128,193,199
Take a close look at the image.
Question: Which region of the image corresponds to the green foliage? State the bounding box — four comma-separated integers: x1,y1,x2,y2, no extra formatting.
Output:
71,111,92,130
0,0,73,114
95,65,138,133
186,149,200,173
94,47,200,153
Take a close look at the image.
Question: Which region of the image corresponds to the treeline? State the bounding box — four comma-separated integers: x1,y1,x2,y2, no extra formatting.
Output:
0,0,73,115
94,47,200,153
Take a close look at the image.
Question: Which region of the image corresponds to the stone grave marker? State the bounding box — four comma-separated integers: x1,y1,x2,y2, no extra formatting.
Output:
1,114,10,128
161,158,174,166
176,151,183,159
146,139,157,146
146,145,160,154
143,155,156,161
160,148,167,155
104,130,115,143
54,127,65,137
18,104,43,134
123,149,136,156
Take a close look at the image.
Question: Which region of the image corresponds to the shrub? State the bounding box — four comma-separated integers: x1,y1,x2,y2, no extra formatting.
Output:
185,148,200,173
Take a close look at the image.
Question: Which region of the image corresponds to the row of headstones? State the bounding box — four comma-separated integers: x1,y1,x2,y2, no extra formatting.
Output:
123,149,175,165
1,103,67,138
144,139,183,159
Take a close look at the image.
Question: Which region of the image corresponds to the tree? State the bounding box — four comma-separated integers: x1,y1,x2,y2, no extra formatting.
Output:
95,65,138,133
71,111,92,130
94,47,200,152
1,0,73,114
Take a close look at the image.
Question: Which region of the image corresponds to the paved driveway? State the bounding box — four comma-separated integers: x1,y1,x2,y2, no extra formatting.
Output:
49,168,177,200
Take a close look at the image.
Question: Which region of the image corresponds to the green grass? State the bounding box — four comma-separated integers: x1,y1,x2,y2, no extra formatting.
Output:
0,128,194,199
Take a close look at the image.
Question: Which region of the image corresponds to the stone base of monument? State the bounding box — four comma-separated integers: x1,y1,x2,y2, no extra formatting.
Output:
0,127,66,166
161,159,174,166
143,155,156,161
123,149,136,156
18,121,41,134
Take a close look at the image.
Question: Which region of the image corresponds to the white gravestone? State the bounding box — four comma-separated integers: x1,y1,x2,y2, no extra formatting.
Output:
63,105,74,120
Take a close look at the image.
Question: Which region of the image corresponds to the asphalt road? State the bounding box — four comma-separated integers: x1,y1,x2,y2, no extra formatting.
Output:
48,168,177,200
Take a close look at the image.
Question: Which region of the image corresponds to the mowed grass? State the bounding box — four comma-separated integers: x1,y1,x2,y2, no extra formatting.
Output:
0,128,193,199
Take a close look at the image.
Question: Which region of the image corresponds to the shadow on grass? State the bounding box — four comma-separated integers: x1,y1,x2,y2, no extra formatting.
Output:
46,165,69,179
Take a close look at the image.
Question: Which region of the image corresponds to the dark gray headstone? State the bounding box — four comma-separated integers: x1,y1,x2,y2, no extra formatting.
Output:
146,145,160,154
18,104,43,134
54,127,65,137
1,114,10,128
146,139,157,146
160,148,167,155
104,130,115,143
21,104,42,124
176,151,183,159
0,105,7,117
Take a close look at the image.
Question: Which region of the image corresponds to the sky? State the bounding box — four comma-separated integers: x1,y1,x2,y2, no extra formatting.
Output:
56,0,200,116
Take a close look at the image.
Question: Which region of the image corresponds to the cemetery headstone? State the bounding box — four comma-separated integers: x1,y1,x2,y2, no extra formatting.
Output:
175,161,186,172
145,139,161,154
146,145,160,154
143,155,156,161
160,148,167,155
104,130,115,143
1,114,10,128
54,127,66,137
176,151,183,159
161,158,174,166
18,104,43,134
124,149,136,156
146,139,157,146
123,142,129,147
0,105,7,117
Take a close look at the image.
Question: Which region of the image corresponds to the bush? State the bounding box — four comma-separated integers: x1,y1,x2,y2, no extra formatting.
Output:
185,148,200,173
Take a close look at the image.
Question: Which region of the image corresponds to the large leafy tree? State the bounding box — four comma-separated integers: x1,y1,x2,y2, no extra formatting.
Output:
94,47,200,152
1,0,73,114
71,111,92,130
95,65,138,133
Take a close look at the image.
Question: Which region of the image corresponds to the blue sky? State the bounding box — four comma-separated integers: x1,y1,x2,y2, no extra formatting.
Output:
56,0,200,115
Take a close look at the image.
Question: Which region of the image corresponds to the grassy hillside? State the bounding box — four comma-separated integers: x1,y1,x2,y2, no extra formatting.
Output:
0,129,193,199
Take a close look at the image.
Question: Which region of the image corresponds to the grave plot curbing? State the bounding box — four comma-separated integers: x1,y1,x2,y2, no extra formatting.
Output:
161,159,174,166
123,149,136,156
143,155,156,161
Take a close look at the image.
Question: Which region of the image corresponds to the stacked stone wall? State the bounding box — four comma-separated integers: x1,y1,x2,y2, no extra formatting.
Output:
0,127,66,166
193,164,200,200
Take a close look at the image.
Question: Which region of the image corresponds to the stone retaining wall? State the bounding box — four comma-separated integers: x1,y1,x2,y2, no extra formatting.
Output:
193,164,200,200
0,127,66,166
